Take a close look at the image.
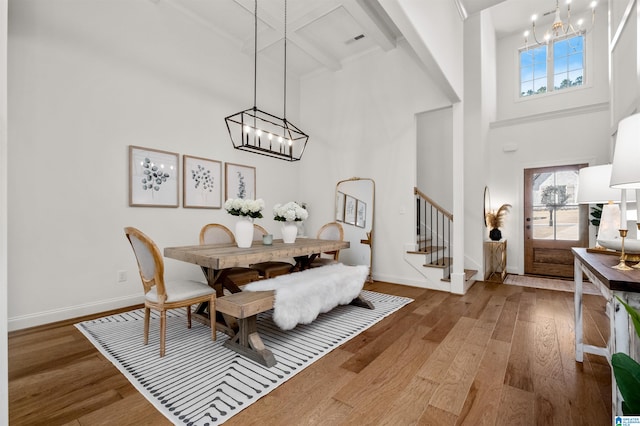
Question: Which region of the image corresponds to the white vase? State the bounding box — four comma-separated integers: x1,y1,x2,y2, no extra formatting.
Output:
235,218,254,248
281,221,298,244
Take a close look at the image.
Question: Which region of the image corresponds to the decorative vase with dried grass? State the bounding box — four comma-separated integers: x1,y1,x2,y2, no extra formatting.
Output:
485,204,511,241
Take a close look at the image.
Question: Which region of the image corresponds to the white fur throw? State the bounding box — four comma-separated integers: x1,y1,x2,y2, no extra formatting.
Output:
243,263,369,330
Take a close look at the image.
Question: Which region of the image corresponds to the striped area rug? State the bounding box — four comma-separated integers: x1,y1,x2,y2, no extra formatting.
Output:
76,290,412,425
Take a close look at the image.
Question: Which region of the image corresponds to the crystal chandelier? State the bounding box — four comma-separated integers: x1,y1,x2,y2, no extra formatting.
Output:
225,0,309,162
524,0,597,47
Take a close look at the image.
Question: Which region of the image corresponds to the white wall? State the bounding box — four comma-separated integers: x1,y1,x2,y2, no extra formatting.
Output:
463,12,497,278
488,1,610,275
7,0,302,329
1,0,7,421
299,39,451,286
610,0,640,124
488,111,610,274
379,0,463,102
495,2,609,122
417,107,452,211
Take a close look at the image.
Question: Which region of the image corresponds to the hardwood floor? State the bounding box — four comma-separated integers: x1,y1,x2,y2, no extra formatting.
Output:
8,281,612,425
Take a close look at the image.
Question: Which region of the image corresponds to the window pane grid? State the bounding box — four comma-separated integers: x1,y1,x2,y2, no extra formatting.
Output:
519,34,584,97
532,170,580,241
519,45,547,97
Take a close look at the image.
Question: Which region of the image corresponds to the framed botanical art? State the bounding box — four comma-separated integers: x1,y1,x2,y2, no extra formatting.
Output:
344,194,357,225
335,191,345,222
183,155,222,209
356,200,366,228
129,145,179,207
225,162,256,200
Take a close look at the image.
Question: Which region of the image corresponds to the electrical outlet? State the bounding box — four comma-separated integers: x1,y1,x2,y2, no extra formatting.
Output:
117,270,127,283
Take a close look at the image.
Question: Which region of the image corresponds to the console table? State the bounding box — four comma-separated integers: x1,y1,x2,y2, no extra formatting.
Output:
572,247,640,415
484,240,507,283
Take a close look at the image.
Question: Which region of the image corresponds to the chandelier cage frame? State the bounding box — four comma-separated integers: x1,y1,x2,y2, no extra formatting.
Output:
225,107,309,161
224,0,308,162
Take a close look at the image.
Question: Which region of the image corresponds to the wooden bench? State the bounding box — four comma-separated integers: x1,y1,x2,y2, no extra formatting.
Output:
215,264,374,367
216,290,276,367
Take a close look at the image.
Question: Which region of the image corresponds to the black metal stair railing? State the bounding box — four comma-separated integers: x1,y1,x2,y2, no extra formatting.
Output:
414,187,452,279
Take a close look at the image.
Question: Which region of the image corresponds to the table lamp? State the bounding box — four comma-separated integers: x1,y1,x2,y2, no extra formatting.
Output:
610,113,640,270
577,164,621,246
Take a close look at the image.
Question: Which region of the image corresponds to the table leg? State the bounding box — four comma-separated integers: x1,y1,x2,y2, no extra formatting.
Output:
201,267,243,295
292,254,320,271
223,315,276,368
574,257,584,362
197,267,239,336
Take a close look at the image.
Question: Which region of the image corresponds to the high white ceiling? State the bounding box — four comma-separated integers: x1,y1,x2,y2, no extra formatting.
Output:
162,0,603,77
166,0,401,77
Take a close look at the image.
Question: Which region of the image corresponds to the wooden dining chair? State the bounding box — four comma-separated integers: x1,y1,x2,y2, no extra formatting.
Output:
124,227,216,357
249,224,294,278
199,223,260,290
310,221,344,267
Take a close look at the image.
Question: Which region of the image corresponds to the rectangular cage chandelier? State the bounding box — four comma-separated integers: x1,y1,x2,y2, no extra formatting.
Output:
225,107,308,161
225,0,308,162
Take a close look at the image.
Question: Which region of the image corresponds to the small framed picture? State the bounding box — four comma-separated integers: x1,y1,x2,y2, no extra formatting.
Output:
356,200,366,228
344,195,357,225
183,155,222,209
225,162,256,200
335,192,345,222
129,146,179,207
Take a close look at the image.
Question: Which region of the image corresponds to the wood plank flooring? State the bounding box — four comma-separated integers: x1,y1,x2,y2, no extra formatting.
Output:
8,281,612,425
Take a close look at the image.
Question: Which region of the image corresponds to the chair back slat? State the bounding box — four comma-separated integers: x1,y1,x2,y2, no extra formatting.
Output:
200,223,235,245
253,224,268,241
316,222,344,260
129,234,156,280
124,227,166,300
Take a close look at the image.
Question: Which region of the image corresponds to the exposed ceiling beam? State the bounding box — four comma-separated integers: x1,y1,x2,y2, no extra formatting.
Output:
164,0,244,49
234,0,342,72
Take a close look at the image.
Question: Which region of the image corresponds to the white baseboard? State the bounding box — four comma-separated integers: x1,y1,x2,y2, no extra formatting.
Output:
372,272,452,293
8,294,145,332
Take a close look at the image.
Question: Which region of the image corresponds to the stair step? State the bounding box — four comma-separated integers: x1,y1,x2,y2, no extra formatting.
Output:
407,245,446,255
440,269,478,283
424,257,451,268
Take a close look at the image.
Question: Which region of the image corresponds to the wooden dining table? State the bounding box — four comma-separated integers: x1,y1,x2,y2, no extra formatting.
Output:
164,238,351,331
165,238,349,290
165,238,348,269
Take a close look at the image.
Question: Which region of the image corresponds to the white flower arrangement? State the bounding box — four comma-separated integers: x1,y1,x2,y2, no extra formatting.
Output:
273,201,308,222
224,198,264,219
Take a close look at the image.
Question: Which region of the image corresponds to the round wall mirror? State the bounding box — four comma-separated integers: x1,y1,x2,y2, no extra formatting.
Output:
335,177,375,282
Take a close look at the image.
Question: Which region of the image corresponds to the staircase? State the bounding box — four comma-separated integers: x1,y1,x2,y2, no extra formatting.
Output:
404,187,477,292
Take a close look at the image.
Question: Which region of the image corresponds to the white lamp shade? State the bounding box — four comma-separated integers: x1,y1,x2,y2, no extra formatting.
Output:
611,113,640,189
577,164,623,203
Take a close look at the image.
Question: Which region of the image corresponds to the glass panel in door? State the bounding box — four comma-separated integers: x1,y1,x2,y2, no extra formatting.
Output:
524,164,588,278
